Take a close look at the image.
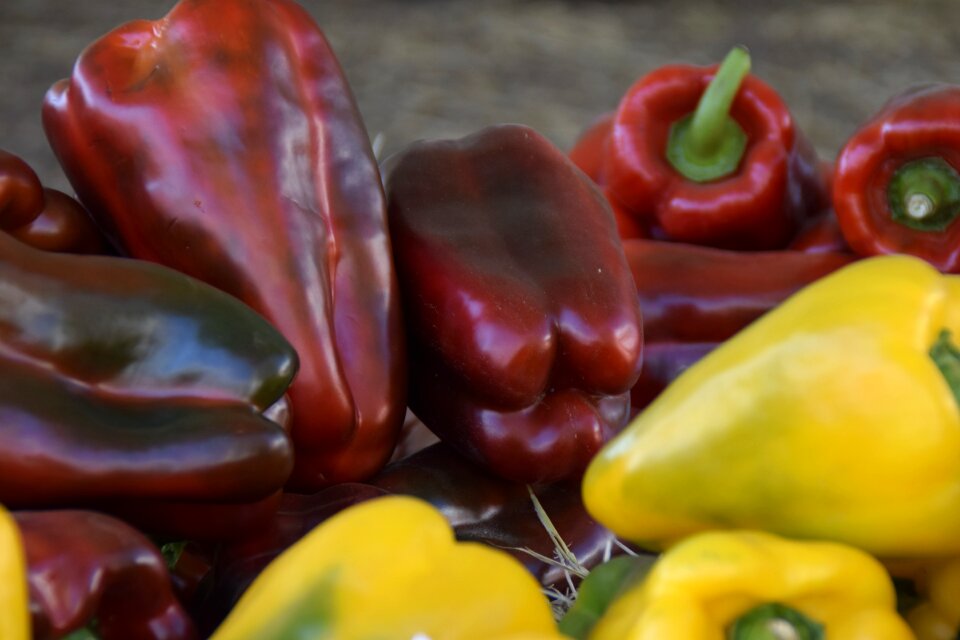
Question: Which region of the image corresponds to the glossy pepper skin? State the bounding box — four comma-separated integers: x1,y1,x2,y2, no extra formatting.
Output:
0,231,295,532
0,505,29,640
588,530,914,639
17,510,196,640
834,85,960,272
582,60,824,248
905,558,960,640
624,239,852,412
385,124,644,483
585,256,960,558
209,496,565,640
43,0,405,489
0,149,105,254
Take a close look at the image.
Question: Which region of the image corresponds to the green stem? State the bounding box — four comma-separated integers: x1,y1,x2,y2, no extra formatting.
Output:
667,46,751,183
887,157,960,232
727,603,824,640
931,330,960,405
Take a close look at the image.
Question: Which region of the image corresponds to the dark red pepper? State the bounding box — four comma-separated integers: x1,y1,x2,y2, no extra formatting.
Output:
43,0,406,489
833,84,960,271
17,510,196,640
624,239,852,412
575,47,825,249
385,124,644,483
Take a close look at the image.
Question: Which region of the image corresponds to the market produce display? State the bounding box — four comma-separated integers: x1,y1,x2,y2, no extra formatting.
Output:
4,0,960,638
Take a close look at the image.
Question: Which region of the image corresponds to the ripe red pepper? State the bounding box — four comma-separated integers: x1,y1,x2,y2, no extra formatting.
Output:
43,0,406,489
624,239,852,412
0,149,105,254
17,510,196,640
385,124,644,483
573,47,825,249
833,84,960,272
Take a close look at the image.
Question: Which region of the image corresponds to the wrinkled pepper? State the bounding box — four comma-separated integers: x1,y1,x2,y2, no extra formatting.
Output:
0,505,29,640
210,495,565,640
573,47,826,248
834,84,960,272
385,124,644,483
43,0,406,489
0,231,295,537
17,510,196,640
0,148,105,254
624,239,852,412
588,530,914,639
585,255,960,558
904,558,960,640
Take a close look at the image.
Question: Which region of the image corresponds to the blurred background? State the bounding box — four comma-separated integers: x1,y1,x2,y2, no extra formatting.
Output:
2,0,959,191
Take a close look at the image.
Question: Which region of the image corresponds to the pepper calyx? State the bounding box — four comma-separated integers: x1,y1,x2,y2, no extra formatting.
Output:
888,157,960,232
726,602,824,640
667,46,751,183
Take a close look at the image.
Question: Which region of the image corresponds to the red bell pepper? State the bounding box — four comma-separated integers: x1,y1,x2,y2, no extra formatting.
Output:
17,510,196,640
385,124,644,483
43,0,406,489
624,239,853,412
575,47,826,248
833,84,960,272
0,149,105,254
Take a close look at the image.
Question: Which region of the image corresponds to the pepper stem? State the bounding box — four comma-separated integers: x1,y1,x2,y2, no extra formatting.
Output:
930,330,960,405
887,157,960,231
667,46,751,183
727,603,824,640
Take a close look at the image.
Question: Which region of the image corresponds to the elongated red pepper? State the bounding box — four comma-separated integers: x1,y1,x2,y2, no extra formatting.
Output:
17,510,196,640
575,48,825,248
624,239,852,412
385,124,643,483
834,84,960,272
0,149,105,254
43,0,405,489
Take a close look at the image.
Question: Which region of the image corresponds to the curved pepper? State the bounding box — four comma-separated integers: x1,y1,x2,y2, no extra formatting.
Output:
0,505,29,640
43,0,405,489
210,495,564,640
385,124,643,483
585,255,960,558
17,510,196,640
834,84,960,272
905,558,960,640
588,530,913,639
0,149,44,230
624,239,852,412
584,48,824,248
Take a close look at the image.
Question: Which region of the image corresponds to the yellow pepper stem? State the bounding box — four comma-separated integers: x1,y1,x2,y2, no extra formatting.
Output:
727,603,824,640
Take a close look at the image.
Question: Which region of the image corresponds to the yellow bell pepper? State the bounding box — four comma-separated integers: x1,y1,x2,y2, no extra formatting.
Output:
905,558,960,640
584,255,960,558
589,530,914,640
0,504,30,640
210,495,566,640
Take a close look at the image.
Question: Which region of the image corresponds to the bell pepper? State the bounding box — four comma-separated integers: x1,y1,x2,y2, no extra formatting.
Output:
588,530,914,639
583,47,825,248
43,0,406,489
833,84,960,272
0,148,105,254
0,231,296,537
904,558,960,640
17,510,196,640
585,255,960,558
0,505,30,640
384,124,644,483
209,495,564,640
624,239,852,412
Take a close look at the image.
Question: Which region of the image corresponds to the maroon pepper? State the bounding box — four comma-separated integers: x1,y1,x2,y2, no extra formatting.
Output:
385,124,643,483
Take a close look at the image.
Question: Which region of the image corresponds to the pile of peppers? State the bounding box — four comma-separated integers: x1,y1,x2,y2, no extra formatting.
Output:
4,0,960,638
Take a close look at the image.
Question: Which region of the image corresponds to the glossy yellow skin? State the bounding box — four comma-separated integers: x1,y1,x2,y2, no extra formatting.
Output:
584,255,960,558
0,505,29,640
906,558,960,640
210,495,565,640
589,530,914,639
